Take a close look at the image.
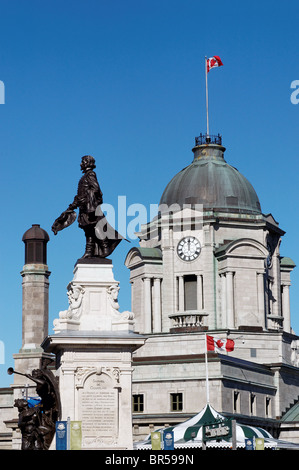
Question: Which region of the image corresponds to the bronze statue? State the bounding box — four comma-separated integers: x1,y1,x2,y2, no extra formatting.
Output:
52,155,124,259
14,399,44,450
8,367,61,450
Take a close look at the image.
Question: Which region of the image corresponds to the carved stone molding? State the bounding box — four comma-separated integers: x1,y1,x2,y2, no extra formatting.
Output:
75,366,120,389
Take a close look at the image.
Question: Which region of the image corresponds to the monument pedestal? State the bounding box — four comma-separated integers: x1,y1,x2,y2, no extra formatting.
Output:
42,260,145,450
53,259,135,334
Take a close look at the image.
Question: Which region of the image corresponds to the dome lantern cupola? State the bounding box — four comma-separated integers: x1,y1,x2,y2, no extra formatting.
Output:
22,224,50,265
159,134,262,215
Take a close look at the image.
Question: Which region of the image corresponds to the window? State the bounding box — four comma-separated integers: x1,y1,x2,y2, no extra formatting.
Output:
250,348,257,358
267,279,273,315
233,390,240,413
265,396,271,417
250,393,256,415
184,275,197,310
132,394,144,413
170,393,183,412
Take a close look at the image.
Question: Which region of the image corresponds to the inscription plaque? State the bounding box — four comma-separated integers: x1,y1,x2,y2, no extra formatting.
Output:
79,372,118,447
81,389,118,437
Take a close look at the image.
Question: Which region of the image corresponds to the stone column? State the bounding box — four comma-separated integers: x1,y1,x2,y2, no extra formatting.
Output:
178,275,184,311
60,365,76,421
161,226,175,331
175,276,179,311
197,274,203,310
10,225,52,450
20,224,50,351
226,271,235,329
282,283,291,333
267,278,273,316
257,271,266,329
220,273,227,328
272,253,282,317
143,277,152,333
153,278,162,333
21,264,50,349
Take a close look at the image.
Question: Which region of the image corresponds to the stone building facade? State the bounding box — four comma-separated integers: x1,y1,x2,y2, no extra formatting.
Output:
125,135,299,440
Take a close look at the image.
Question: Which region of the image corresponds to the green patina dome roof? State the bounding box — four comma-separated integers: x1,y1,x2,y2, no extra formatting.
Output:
159,142,262,215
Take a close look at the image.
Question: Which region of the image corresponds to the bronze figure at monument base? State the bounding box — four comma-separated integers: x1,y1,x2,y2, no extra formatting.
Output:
8,367,61,451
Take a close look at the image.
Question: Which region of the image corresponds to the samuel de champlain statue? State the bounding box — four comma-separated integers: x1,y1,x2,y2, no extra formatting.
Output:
46,156,141,451
52,155,124,259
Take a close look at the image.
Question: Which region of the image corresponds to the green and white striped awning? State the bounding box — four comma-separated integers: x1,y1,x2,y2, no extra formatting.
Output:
134,404,299,449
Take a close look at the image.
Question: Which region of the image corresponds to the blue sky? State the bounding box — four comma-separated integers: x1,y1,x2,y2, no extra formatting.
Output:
0,0,299,386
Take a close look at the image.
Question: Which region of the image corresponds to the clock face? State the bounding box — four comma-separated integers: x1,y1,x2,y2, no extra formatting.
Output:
177,236,201,261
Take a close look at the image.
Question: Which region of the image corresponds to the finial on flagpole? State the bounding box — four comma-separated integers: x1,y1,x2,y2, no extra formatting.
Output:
205,57,209,138
204,55,223,139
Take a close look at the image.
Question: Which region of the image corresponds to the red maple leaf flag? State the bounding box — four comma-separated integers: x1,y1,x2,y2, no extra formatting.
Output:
206,55,223,73
206,335,234,353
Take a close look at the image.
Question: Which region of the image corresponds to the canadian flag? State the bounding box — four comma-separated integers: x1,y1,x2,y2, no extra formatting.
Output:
206,56,223,73
206,335,234,353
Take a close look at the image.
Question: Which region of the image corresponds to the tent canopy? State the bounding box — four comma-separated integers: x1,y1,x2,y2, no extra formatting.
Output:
134,404,299,450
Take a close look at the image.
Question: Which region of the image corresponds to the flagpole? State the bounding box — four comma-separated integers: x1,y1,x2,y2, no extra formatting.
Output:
205,56,209,137
204,333,210,404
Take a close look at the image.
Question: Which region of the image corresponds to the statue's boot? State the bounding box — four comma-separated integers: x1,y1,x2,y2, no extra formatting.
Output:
81,239,94,258
101,241,111,258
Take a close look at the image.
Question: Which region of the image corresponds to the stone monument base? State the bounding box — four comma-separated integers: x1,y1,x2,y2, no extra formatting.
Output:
43,331,144,450
53,260,135,333
44,259,145,450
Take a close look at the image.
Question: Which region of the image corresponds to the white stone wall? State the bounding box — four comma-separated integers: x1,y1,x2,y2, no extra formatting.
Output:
132,330,299,431
126,207,296,336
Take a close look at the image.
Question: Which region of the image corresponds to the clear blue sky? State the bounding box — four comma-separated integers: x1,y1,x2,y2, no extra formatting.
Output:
0,0,298,386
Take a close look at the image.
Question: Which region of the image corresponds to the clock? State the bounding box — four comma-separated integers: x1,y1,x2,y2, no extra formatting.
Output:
177,236,201,261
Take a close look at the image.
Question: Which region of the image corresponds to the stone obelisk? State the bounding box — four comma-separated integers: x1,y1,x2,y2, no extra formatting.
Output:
21,224,51,351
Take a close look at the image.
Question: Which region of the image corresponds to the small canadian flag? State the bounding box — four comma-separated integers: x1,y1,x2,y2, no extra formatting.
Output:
206,335,234,353
206,55,223,73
